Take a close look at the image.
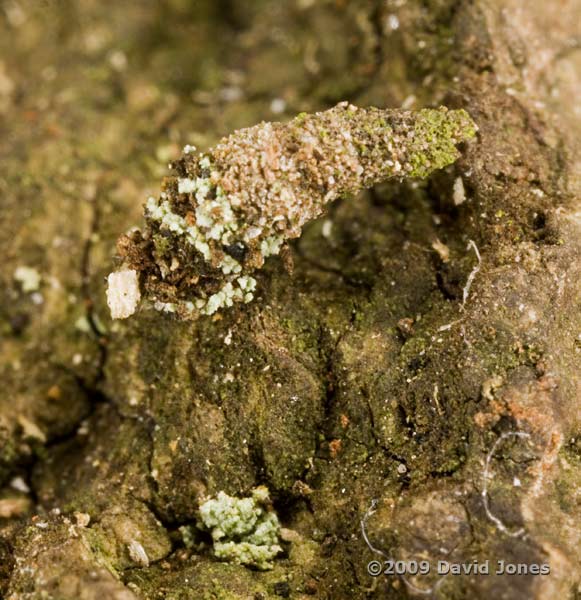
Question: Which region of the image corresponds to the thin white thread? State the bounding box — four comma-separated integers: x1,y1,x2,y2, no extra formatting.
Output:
481,431,531,537
360,499,388,558
461,240,481,308
360,500,447,597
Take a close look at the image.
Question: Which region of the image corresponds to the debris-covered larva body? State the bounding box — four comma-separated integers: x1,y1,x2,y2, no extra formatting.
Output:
108,102,476,319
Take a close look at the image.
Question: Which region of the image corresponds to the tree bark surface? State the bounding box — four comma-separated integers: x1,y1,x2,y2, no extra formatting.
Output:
0,1,580,599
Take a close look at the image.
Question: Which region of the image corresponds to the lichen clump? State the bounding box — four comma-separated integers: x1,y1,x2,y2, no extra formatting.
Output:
109,102,476,319
14,266,41,293
197,487,282,570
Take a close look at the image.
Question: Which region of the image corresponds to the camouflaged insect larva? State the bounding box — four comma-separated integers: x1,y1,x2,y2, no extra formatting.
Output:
107,102,477,319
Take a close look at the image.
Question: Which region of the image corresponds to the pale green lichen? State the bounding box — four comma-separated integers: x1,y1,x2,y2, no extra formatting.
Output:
260,235,285,258
197,487,282,570
406,108,477,178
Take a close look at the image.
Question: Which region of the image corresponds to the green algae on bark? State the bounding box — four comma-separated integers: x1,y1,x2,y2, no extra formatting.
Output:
107,103,476,320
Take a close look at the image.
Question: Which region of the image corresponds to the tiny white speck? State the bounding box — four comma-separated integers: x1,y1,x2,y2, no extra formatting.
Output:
453,176,466,206
220,86,243,103
387,14,399,30
30,292,44,305
10,476,30,493
321,219,333,239
108,50,127,71
270,98,287,114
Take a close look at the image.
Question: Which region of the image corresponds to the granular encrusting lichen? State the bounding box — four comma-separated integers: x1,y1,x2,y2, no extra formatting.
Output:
107,102,476,319
196,487,282,570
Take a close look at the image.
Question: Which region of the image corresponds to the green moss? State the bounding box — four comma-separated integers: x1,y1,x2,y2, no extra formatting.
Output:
279,315,320,361
153,233,172,258
82,528,120,576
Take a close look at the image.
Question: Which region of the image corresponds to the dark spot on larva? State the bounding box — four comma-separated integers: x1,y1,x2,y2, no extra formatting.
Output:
223,242,247,261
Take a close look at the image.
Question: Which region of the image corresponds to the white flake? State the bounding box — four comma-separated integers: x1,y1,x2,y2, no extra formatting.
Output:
453,176,466,206
128,540,149,567
107,269,141,319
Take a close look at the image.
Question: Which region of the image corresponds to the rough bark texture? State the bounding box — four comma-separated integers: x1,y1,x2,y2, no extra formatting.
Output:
0,1,579,599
